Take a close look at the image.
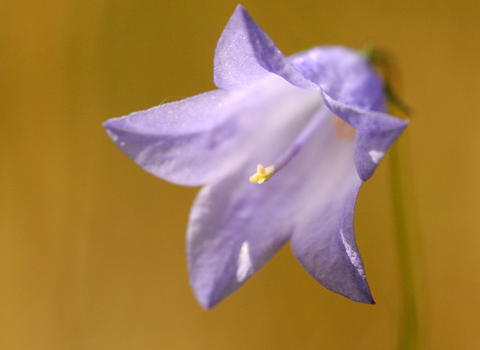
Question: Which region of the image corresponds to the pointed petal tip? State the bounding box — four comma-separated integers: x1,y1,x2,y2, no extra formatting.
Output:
102,116,119,128
102,117,124,135
326,278,375,305
354,290,375,305
357,116,408,182
192,285,223,310
234,3,246,11
229,4,245,21
393,116,409,132
233,4,250,18
102,118,113,132
334,282,375,304
196,296,215,310
102,118,121,141
102,117,130,147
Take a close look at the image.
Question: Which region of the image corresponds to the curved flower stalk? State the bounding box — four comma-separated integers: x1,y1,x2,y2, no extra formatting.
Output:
103,5,407,309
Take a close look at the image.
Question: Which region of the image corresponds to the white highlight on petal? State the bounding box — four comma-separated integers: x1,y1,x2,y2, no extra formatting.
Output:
106,130,119,142
368,150,384,164
340,230,365,278
236,241,253,282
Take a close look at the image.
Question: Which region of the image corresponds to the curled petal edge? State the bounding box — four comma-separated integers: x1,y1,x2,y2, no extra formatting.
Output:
321,90,408,181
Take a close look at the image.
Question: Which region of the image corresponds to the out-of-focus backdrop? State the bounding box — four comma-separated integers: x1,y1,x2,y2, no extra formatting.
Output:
2,0,479,348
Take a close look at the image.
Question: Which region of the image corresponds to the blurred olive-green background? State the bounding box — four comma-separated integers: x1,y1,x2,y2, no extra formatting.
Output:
2,0,480,349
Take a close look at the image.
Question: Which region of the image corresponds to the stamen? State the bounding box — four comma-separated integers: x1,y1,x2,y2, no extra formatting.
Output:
249,164,275,184
249,105,332,184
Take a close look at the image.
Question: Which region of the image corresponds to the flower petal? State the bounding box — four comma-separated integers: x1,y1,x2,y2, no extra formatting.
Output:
187,167,296,309
214,5,318,92
322,90,408,180
103,90,244,186
290,177,375,304
290,46,386,111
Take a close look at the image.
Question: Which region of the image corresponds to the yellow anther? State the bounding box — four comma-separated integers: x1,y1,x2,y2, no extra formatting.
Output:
249,164,275,184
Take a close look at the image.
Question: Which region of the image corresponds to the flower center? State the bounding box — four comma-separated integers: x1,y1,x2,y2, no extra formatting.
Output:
250,105,354,184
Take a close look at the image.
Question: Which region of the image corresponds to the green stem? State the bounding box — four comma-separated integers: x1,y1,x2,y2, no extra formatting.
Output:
388,130,425,350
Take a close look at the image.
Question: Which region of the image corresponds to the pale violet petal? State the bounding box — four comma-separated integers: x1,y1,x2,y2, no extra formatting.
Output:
103,90,243,186
187,167,295,308
322,90,408,180
290,178,374,304
290,46,385,111
214,5,318,92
